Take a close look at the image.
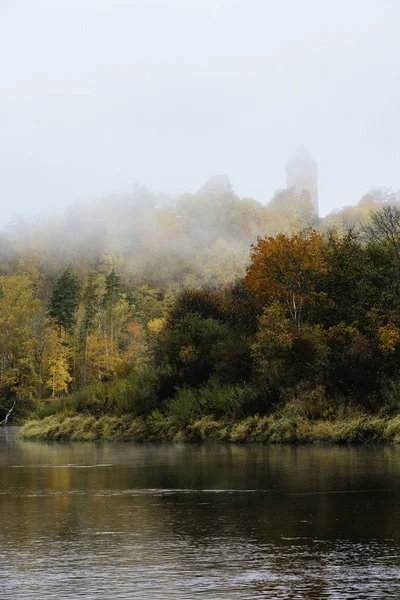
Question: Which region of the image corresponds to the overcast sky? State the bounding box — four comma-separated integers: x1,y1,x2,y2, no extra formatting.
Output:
0,0,399,223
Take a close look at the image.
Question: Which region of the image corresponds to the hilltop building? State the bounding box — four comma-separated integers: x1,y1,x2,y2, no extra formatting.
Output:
286,146,318,216
197,175,233,196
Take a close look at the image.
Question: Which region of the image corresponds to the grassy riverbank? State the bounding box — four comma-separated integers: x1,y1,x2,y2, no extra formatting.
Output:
19,409,400,444
18,369,400,444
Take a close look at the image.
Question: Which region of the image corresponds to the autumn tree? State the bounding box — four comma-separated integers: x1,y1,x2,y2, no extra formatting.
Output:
184,238,247,289
42,326,72,398
246,228,327,329
0,273,42,418
251,302,294,396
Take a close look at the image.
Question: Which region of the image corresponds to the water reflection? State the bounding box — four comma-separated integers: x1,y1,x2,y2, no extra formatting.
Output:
1,429,400,598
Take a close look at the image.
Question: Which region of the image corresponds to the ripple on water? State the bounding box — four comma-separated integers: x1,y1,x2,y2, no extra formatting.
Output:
1,441,400,599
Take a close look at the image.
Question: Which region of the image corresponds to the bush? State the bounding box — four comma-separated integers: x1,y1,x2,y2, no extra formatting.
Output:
33,367,160,420
281,385,333,420
197,380,241,418
167,387,200,428
380,378,400,416
114,367,159,416
167,380,263,425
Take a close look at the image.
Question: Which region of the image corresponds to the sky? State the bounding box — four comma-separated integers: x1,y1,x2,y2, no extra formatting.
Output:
1,0,400,223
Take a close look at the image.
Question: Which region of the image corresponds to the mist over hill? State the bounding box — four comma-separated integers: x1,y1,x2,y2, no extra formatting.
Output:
1,181,399,290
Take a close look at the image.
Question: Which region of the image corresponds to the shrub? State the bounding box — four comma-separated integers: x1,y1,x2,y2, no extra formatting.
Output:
281,385,332,420
167,387,200,428
114,367,159,416
380,378,400,416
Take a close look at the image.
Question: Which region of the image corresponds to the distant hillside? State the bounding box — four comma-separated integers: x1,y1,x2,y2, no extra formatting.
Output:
1,182,399,289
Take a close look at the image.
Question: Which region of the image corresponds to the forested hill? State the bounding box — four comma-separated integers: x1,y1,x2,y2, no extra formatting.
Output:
2,182,400,435
1,184,397,290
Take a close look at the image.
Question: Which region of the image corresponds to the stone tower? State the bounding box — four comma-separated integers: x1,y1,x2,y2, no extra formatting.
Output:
286,146,318,216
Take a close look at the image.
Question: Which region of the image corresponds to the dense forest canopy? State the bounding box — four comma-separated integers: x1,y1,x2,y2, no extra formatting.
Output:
2,182,400,431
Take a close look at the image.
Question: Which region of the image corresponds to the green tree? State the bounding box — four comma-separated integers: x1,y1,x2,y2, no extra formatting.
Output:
363,205,400,312
314,229,373,327
49,268,81,333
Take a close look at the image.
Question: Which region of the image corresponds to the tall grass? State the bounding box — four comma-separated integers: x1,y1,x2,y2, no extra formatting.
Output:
19,373,400,444
19,411,400,444
35,367,159,420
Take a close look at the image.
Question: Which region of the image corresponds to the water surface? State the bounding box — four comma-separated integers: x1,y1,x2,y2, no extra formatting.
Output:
1,428,400,599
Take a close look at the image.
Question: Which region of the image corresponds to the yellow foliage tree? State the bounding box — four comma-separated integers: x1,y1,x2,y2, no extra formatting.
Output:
378,323,400,355
147,317,166,337
86,330,121,382
42,326,72,398
0,273,42,399
124,320,150,367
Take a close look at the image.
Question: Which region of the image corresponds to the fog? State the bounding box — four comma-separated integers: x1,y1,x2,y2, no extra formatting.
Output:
1,0,399,224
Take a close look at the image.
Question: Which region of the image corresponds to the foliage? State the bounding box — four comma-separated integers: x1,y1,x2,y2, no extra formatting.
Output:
42,326,72,397
6,199,400,437
246,228,326,329
363,205,400,310
48,268,81,332
314,229,372,326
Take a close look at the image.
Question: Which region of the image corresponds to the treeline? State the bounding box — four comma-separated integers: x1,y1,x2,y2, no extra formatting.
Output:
0,265,174,420
2,179,400,431
1,183,397,291
13,205,400,439
150,207,400,421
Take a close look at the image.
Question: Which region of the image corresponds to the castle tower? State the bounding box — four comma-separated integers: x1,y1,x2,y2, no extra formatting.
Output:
286,146,318,216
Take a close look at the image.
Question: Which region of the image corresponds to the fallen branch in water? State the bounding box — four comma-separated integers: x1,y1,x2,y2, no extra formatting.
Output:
0,400,16,426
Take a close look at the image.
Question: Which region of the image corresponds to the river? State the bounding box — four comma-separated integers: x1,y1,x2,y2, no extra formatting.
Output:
1,428,400,599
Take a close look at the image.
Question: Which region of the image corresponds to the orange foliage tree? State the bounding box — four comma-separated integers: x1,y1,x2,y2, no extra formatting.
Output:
246,228,327,329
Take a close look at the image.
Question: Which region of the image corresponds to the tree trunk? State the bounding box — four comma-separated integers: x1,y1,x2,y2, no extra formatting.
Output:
0,399,16,426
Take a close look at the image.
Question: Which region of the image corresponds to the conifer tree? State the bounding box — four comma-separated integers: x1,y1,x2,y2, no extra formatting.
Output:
49,268,81,334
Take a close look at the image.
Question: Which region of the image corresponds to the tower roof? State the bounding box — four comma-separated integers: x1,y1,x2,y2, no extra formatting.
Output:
286,146,317,165
197,175,232,196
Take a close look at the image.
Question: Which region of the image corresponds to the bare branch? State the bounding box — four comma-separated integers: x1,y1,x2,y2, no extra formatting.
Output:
0,400,16,426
